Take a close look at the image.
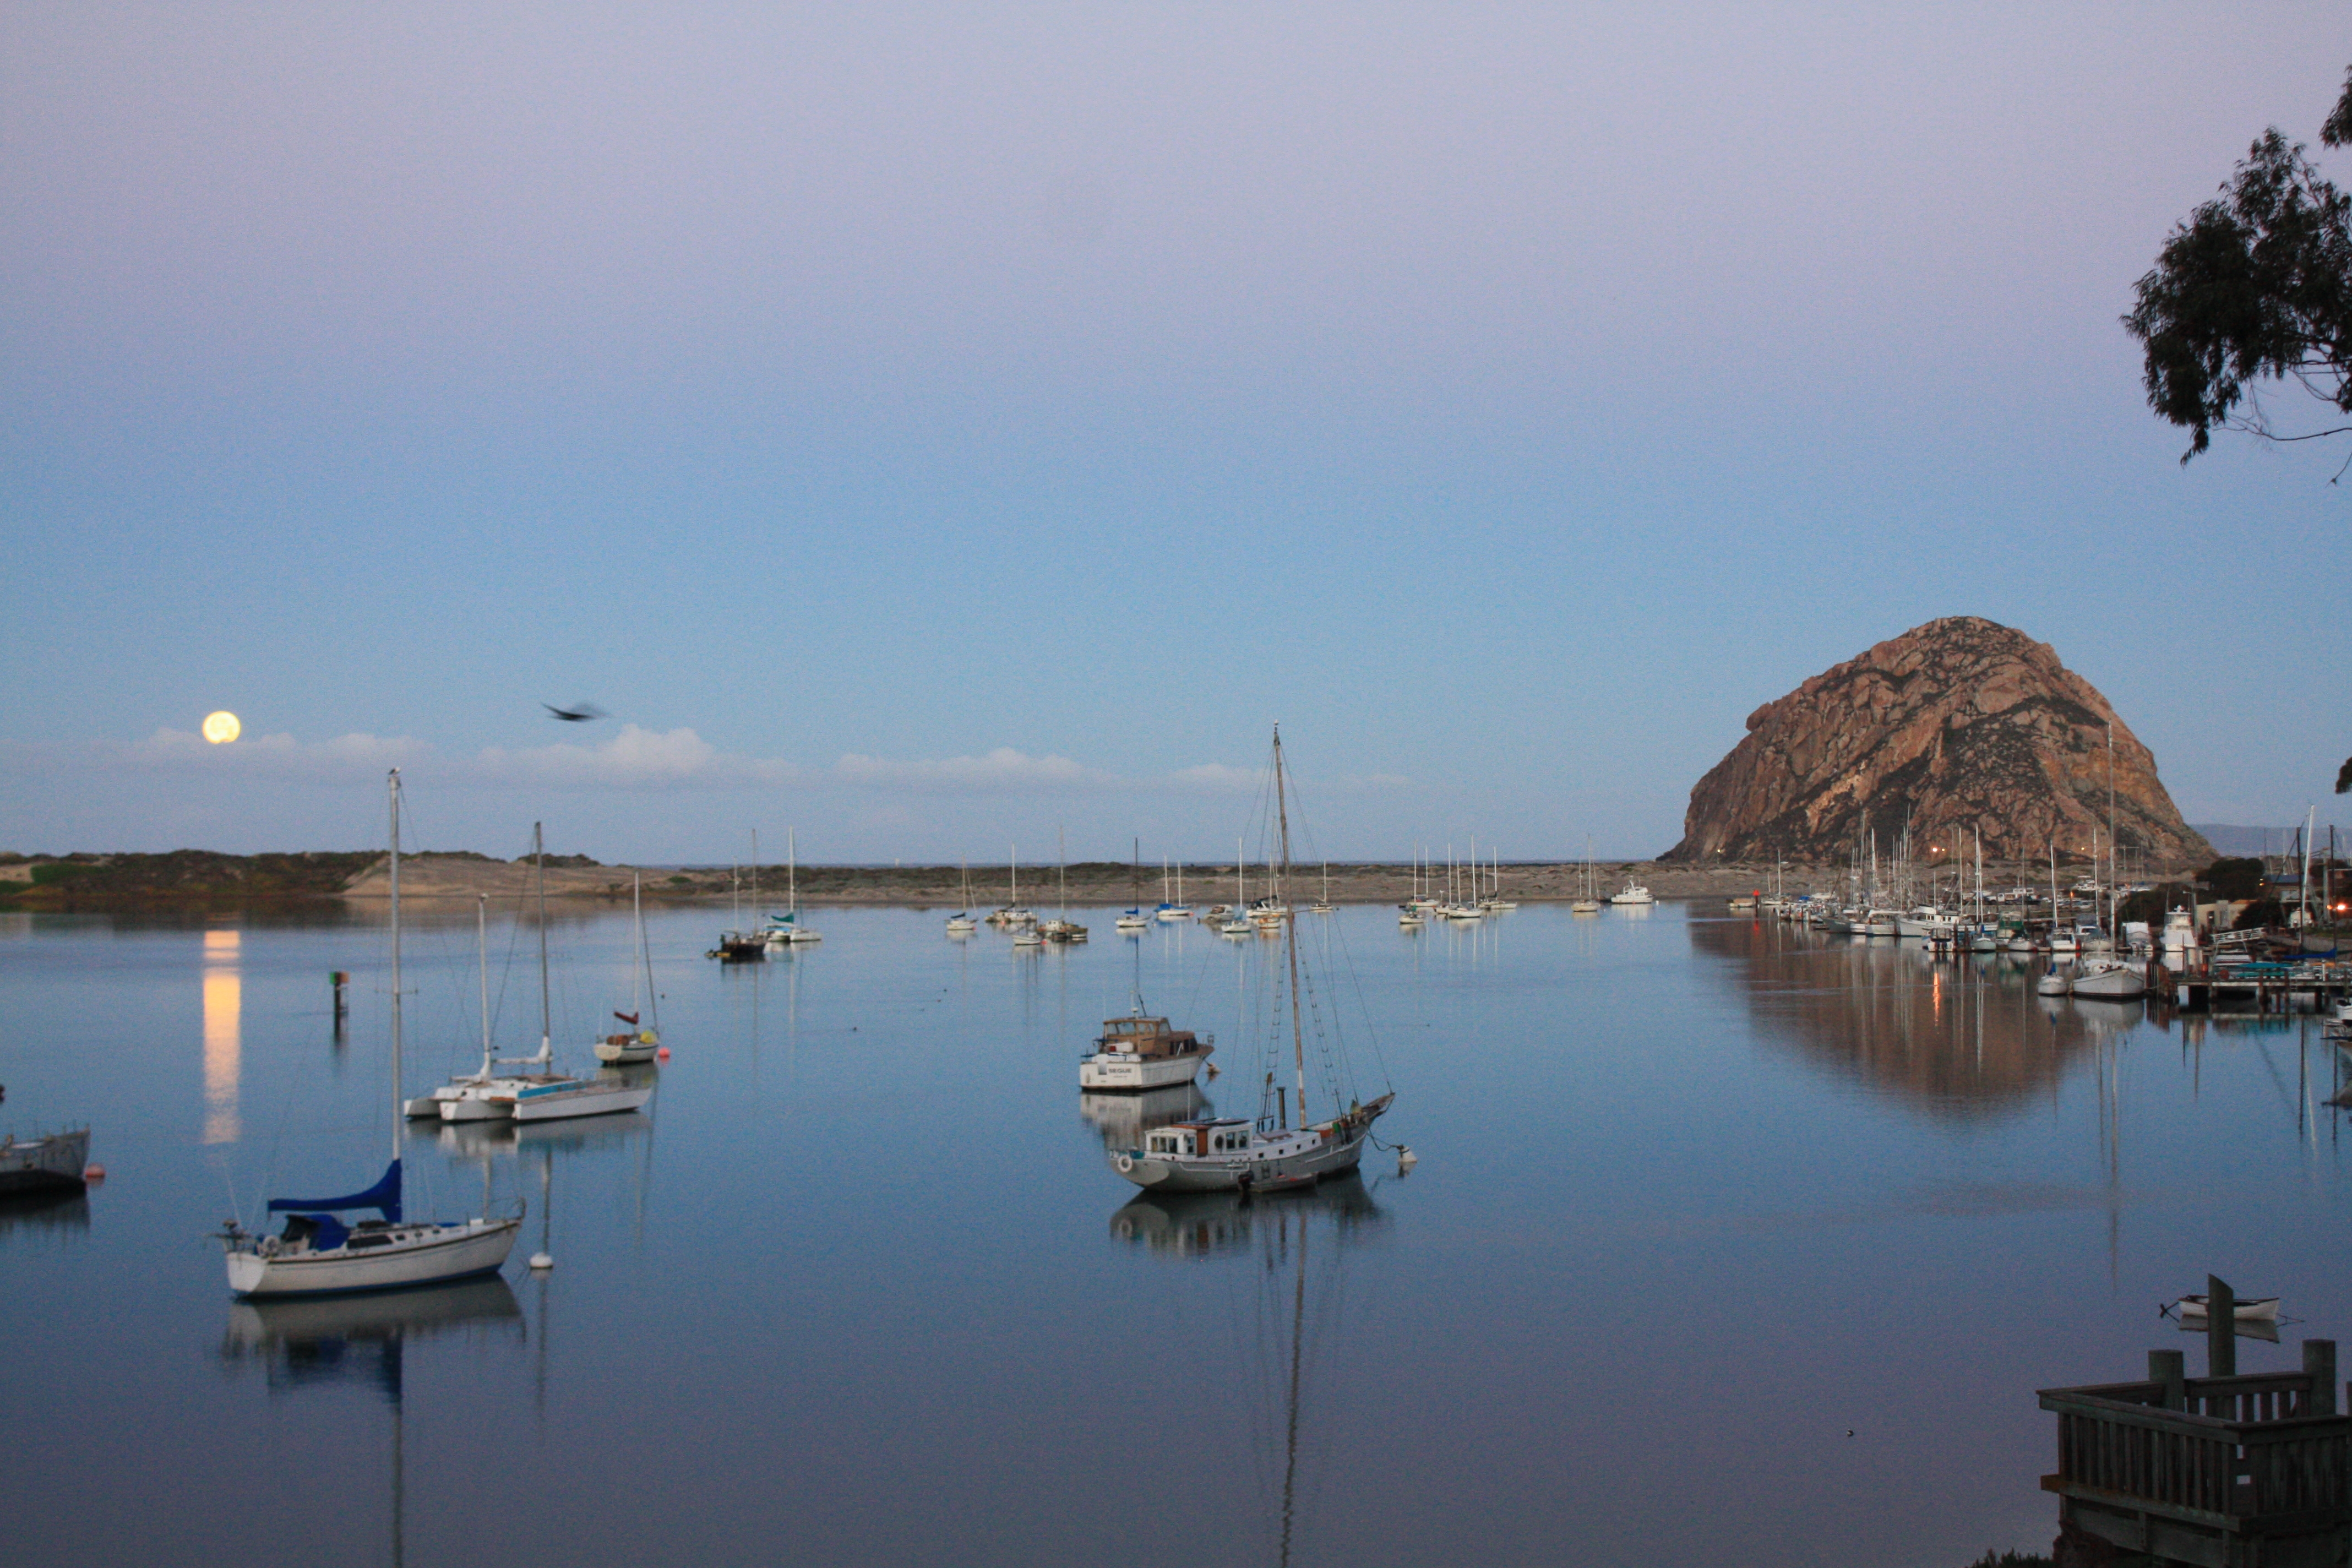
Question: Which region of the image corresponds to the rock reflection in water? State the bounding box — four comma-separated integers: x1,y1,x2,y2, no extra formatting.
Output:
1690,917,2114,1115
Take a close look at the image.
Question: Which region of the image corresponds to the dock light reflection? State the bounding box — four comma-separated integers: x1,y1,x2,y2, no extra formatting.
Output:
203,928,241,1145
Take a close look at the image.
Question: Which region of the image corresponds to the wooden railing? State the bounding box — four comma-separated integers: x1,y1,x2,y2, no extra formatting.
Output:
2039,1347,2350,1529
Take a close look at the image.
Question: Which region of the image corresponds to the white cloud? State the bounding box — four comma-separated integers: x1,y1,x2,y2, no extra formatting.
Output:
0,729,1405,802
464,725,788,791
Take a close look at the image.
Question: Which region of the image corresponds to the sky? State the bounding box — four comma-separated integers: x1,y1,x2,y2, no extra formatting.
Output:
3,3,2348,865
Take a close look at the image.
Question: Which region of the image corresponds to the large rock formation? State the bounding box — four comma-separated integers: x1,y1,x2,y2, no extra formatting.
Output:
1664,617,2212,868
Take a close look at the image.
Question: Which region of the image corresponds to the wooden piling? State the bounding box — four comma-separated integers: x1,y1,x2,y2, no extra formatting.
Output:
2207,1275,2236,1380
2306,1338,2338,1416
2148,1347,2185,1411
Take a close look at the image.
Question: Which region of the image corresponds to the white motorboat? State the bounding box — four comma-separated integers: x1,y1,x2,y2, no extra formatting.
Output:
1609,881,1654,906
1896,908,1958,940
1110,728,1393,1194
2160,907,2199,961
2070,956,2147,1000
219,771,520,1297
1080,1003,1214,1092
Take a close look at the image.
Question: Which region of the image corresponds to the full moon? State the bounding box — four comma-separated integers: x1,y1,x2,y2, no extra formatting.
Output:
201,711,241,744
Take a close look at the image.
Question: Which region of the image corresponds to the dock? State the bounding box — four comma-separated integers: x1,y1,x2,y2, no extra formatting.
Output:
2039,1280,2350,1567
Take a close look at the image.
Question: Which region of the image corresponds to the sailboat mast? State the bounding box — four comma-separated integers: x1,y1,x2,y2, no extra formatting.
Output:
536,823,551,1057
2106,722,2117,936
478,894,492,1075
788,827,797,918
630,874,643,1020
389,770,402,1163
1274,726,1306,1126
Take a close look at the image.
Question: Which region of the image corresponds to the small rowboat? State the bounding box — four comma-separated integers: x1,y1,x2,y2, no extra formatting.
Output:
2174,1294,2280,1322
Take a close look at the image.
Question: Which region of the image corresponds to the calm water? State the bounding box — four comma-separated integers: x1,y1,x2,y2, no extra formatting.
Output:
4,902,2345,1567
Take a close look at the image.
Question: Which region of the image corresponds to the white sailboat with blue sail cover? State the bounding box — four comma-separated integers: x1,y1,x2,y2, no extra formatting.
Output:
216,771,521,1297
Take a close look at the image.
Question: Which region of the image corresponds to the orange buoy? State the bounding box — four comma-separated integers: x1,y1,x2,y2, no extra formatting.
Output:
656,1047,670,1060
83,1164,106,1182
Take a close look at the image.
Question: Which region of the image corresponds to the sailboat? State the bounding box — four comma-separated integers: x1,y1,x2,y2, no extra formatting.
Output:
1156,856,1193,922
1109,727,1395,1194
1309,861,1335,916
1479,848,1516,911
1116,838,1152,931
946,859,978,935
1041,826,1088,943
989,843,1035,929
1220,840,1254,935
435,825,656,1123
766,827,822,944
1571,839,1602,914
715,853,765,962
596,874,663,1065
218,771,521,1297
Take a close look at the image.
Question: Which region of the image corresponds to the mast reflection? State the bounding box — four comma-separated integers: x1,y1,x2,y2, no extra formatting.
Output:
1110,1175,1389,1566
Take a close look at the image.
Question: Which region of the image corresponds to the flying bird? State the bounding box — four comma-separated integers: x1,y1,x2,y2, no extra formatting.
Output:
543,702,607,723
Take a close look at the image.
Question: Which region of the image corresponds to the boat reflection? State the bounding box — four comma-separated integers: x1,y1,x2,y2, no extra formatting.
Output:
1108,1169,1387,1257
1112,1173,1389,1566
435,1106,655,1159
1690,917,2105,1116
219,1276,524,1404
1079,1082,1211,1151
0,1188,90,1240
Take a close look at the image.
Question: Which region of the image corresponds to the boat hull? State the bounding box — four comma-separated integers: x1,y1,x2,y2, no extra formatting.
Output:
509,1080,656,1123
0,1129,89,1195
225,1218,520,1298
1110,1107,1386,1193
1080,1051,1209,1092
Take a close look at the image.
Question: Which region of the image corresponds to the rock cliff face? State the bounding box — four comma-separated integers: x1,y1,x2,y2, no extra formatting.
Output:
1663,618,2212,868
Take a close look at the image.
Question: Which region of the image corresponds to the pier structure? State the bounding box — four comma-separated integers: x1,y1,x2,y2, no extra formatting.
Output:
2039,1280,2350,1567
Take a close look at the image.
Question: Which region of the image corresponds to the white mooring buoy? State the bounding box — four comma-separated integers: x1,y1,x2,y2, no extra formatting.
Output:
529,1252,554,1271
1397,1146,1418,1171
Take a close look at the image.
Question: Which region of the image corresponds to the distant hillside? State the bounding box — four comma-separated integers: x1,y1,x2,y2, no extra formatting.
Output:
0,850,390,907
2191,825,2300,858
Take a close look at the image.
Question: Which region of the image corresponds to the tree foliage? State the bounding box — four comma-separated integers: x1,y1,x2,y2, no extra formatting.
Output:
2124,69,2352,465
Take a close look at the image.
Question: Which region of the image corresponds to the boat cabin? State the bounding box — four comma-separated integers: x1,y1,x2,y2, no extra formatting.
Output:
1144,1119,1252,1158
1095,1016,1204,1059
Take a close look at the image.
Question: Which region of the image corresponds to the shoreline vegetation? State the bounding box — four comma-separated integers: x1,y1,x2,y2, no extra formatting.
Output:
0,848,2208,911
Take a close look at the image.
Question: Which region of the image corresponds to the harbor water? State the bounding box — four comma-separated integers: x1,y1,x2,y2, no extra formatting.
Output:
3,901,2345,1567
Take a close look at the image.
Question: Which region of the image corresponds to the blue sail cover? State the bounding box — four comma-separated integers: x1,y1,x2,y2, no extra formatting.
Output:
268,1158,402,1223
